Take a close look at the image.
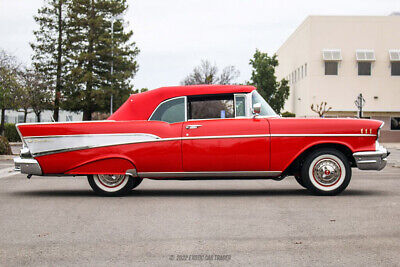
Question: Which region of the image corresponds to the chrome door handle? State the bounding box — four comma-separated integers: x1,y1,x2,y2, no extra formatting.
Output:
186,125,202,129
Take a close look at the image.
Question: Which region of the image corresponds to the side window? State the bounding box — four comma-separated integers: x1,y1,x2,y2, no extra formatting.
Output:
149,97,185,123
235,95,246,117
188,95,234,120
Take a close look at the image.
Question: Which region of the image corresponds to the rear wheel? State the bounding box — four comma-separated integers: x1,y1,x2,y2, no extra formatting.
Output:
87,174,142,196
301,149,351,196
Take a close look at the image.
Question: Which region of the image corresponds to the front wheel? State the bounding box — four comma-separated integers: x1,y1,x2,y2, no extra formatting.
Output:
87,174,142,196
301,149,351,196
294,174,307,189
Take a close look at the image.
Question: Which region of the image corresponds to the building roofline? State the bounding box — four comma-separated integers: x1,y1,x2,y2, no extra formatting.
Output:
276,15,400,55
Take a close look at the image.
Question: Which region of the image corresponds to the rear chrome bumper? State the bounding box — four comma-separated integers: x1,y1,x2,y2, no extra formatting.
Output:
14,157,42,175
353,146,389,171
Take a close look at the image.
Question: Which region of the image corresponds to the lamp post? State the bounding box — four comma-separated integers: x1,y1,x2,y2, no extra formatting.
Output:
110,14,123,115
354,93,366,118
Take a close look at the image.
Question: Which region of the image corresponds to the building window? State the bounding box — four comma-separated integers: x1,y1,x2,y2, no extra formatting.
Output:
322,49,341,76
325,62,338,75
391,117,400,130
18,115,24,123
358,62,371,76
356,49,375,76
391,62,400,76
66,115,73,121
301,66,303,78
389,50,400,76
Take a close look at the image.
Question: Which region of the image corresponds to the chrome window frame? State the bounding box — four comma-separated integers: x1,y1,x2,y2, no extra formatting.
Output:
249,90,279,118
148,91,278,123
148,96,187,123
234,93,248,118
187,94,236,121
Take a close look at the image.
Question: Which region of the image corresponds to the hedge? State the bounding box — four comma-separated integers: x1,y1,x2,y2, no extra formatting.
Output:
4,123,21,142
0,136,12,155
281,111,296,117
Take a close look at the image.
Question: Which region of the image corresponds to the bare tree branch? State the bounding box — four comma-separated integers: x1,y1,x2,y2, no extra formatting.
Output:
311,101,332,117
181,60,239,85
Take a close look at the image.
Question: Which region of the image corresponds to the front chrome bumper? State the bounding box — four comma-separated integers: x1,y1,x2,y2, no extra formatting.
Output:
14,157,42,175
353,146,389,171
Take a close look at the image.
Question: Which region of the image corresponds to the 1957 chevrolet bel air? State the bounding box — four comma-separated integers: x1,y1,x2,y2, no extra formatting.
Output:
14,85,389,196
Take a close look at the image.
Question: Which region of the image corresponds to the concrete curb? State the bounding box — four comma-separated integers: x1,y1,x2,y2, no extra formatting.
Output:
382,143,400,150
9,142,22,146
0,155,15,160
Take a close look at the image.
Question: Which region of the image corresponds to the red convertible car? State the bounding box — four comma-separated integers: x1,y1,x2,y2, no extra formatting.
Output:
14,85,389,196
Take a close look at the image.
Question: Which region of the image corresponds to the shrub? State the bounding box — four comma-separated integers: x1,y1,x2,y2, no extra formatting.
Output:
0,136,12,155
4,123,20,142
281,111,296,117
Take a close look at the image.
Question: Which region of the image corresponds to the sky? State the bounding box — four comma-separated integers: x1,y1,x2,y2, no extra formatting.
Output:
0,0,399,90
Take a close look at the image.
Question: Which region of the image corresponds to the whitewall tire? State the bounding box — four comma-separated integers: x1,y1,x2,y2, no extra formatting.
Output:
87,174,142,196
301,149,351,195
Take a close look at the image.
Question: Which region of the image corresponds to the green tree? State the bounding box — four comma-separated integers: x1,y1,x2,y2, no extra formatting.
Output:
31,0,70,121
249,49,289,114
181,60,239,85
0,50,20,135
65,0,139,120
132,88,148,94
16,69,53,122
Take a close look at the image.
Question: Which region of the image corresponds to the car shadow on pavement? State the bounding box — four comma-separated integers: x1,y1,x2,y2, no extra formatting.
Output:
9,188,388,198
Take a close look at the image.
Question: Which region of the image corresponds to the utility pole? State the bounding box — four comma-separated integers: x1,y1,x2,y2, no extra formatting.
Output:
354,93,366,118
110,18,114,115
110,14,122,115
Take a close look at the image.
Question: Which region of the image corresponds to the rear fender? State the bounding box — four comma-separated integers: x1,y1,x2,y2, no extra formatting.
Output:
65,156,135,175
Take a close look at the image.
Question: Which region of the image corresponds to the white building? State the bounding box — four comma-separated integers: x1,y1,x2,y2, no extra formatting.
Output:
4,109,82,124
275,15,400,141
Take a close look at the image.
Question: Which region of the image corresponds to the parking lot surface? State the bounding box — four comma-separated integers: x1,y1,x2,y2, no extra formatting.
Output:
0,150,399,266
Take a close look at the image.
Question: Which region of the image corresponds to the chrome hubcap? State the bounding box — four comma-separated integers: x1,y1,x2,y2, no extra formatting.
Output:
97,174,126,187
313,159,341,186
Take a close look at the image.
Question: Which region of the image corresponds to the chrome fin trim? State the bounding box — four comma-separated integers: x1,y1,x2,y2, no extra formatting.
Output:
270,134,376,137
24,133,161,157
23,132,376,157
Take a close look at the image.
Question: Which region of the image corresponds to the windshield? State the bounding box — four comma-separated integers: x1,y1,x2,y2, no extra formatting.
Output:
251,91,277,116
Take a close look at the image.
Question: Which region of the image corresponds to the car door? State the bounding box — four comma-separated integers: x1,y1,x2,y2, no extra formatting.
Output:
182,94,270,172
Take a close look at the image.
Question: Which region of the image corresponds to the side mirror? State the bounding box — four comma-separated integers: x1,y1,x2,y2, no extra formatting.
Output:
252,103,261,116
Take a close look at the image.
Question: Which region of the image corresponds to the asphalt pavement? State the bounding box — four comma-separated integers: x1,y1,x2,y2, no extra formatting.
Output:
0,150,399,266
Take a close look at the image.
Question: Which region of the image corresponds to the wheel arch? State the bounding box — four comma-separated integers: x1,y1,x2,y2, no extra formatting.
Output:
65,155,137,175
282,142,356,176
